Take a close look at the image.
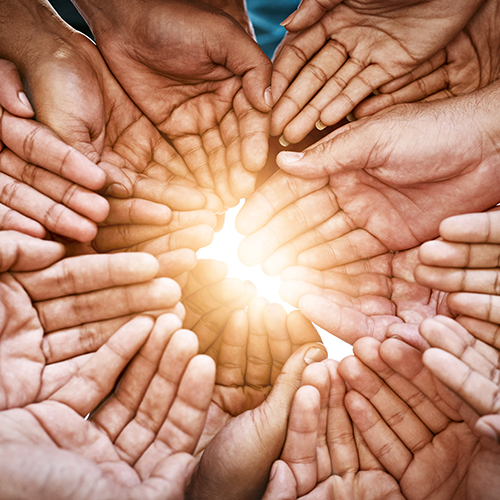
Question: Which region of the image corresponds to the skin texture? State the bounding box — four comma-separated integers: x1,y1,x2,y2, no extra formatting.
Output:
264,338,500,499
186,298,326,500
0,313,216,500
237,82,500,282
72,0,273,205
271,0,484,143
353,0,500,119
0,230,186,408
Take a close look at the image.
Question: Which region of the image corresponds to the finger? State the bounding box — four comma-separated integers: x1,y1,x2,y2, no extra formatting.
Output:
420,316,500,379
0,148,109,223
91,313,184,439
448,293,500,324
0,203,46,238
273,39,348,142
353,337,450,434
344,389,411,480
202,126,239,208
282,0,342,33
104,198,172,225
379,338,465,421
281,266,392,298
286,310,322,350
172,135,214,189
156,249,198,279
235,170,328,236
262,210,356,276
183,278,246,327
233,89,270,174
264,303,292,384
94,210,216,253
280,385,321,496
135,355,216,477
271,24,329,105
16,252,160,300
423,348,500,416
0,170,98,242
296,229,389,269
439,212,500,243
182,259,228,297
215,309,248,387
122,224,214,254
0,230,64,272
246,297,273,387
0,59,34,117
238,187,339,266
0,111,105,190
50,315,155,416
297,294,401,345
229,161,258,200
36,278,181,332
456,316,500,351
475,415,500,444
113,329,201,463
261,461,297,500
319,65,396,127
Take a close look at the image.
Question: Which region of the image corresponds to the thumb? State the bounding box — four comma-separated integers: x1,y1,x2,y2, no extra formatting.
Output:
222,22,273,113
262,460,298,500
0,59,34,118
281,0,342,32
265,342,327,417
276,121,374,177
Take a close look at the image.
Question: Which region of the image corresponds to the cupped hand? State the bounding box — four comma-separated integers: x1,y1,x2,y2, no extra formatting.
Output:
354,0,500,119
275,85,500,257
339,337,500,499
187,297,325,500
0,313,215,500
74,0,272,205
271,0,483,143
0,230,184,409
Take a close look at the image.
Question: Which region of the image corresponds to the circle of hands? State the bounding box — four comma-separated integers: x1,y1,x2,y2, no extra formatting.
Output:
1,0,500,499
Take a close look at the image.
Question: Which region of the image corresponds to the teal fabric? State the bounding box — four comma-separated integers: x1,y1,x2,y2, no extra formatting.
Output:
247,0,299,58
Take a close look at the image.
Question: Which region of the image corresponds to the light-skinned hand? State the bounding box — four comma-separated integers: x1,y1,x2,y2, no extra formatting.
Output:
271,0,483,143
0,313,215,500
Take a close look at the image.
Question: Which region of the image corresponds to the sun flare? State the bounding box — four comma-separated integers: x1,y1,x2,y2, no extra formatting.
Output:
197,202,353,360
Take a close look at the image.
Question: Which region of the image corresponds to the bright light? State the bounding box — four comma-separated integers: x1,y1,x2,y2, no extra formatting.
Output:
197,201,353,360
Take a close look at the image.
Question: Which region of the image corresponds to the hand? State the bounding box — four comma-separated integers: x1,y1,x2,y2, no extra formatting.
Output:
0,58,109,241
416,210,500,324
0,230,183,409
0,313,216,500
73,0,273,205
180,259,257,352
354,0,500,119
263,359,404,500
278,247,450,351
271,0,483,143
0,3,213,216
273,84,500,259
337,337,500,499
420,314,500,443
186,298,326,500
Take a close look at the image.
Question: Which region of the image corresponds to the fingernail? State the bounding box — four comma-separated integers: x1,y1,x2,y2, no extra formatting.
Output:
280,151,304,164
315,120,326,130
346,112,356,122
304,345,327,364
264,87,273,108
280,11,296,27
279,136,290,147
373,88,380,96
18,92,33,112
